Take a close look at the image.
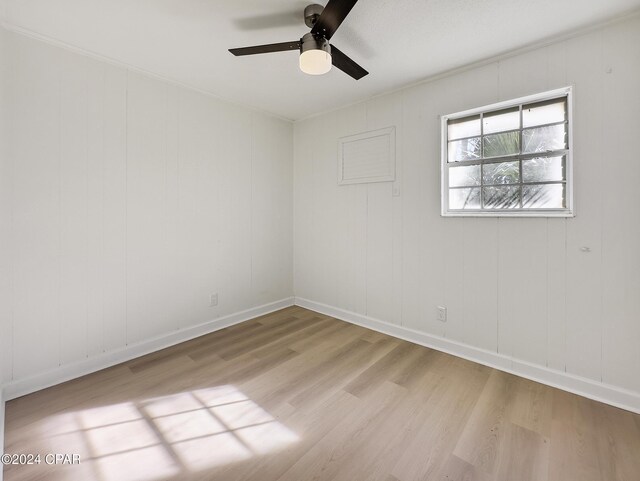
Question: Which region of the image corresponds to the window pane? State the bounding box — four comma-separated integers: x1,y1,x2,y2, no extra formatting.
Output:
483,107,519,135
448,115,480,140
522,184,565,208
483,185,520,209
522,124,566,153
448,137,481,162
449,164,481,187
523,99,566,128
449,188,481,209
522,156,565,183
483,131,519,158
483,161,520,185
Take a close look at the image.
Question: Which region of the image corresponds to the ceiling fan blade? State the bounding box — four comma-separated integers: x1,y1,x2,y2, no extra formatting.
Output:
330,45,368,80
311,0,359,40
229,41,301,56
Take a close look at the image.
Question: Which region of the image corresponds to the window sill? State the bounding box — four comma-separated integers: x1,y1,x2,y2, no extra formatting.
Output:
441,209,575,218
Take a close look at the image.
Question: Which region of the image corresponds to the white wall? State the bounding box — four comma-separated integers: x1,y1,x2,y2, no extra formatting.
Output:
1,29,293,386
0,27,9,469
294,16,640,399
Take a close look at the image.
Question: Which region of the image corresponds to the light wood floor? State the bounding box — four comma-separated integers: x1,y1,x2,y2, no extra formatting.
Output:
4,306,640,481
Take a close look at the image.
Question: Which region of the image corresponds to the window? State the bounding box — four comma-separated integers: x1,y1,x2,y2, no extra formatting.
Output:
441,87,573,217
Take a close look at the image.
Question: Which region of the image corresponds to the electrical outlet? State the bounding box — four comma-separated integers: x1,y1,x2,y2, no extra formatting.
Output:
209,293,218,307
437,306,447,322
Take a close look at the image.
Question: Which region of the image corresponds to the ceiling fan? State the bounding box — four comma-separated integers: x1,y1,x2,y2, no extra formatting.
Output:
229,0,368,80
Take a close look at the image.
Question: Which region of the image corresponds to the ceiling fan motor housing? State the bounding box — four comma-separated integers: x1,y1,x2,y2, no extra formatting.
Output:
300,32,330,55
304,4,324,28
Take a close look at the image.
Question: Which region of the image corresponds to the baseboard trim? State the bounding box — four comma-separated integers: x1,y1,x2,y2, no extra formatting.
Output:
2,297,295,401
294,297,640,414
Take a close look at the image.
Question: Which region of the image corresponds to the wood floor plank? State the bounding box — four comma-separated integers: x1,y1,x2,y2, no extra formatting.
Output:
274,381,408,481
183,313,302,362
287,318,358,353
452,370,519,475
288,337,398,408
4,307,640,481
508,377,554,438
436,454,493,481
388,345,439,391
248,316,333,360
493,422,550,481
390,358,492,481
192,315,305,361
591,403,640,481
258,337,378,408
344,341,424,398
547,390,604,481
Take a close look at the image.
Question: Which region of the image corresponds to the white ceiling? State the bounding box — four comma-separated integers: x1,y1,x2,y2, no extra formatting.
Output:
2,0,639,120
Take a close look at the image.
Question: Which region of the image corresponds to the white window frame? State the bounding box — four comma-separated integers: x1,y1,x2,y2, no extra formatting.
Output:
440,87,574,217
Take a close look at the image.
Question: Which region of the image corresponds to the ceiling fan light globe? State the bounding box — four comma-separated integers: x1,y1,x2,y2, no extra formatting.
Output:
299,49,332,75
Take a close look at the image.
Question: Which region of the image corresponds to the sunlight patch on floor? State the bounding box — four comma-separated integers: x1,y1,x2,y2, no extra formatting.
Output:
37,385,299,481
171,431,253,471
94,446,180,481
84,419,159,457
152,409,227,443
79,402,142,429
